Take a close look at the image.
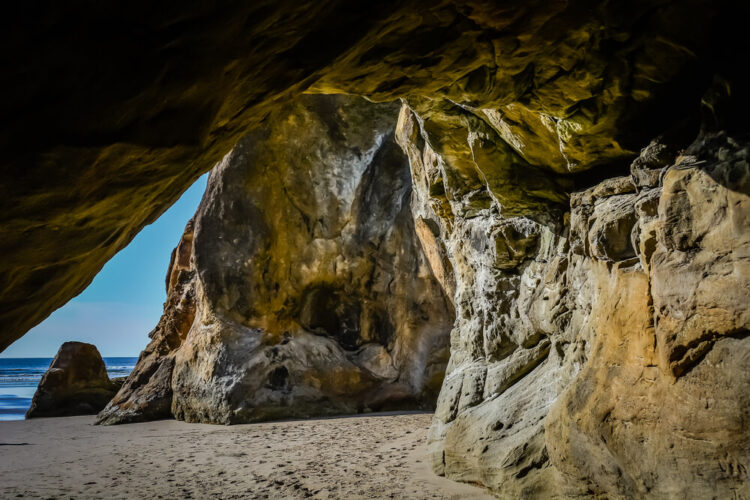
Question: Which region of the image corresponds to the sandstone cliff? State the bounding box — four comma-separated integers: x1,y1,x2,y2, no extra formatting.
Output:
98,95,453,425
99,89,750,498
397,98,749,497
1,2,749,498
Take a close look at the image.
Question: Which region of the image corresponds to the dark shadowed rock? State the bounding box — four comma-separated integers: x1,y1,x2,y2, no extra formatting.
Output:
26,341,118,418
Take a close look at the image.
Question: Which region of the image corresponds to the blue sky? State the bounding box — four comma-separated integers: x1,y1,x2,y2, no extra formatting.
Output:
0,174,209,358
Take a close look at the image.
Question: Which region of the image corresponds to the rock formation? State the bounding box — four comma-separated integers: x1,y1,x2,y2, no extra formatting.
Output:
98,95,453,425
2,0,744,351
26,341,121,418
396,97,749,497
2,1,749,497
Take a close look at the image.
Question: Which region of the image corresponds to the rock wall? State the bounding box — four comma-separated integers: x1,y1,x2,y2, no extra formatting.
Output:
99,95,453,425
101,87,749,497
396,96,749,497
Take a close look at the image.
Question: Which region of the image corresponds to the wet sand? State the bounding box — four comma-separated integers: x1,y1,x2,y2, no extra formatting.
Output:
0,412,493,499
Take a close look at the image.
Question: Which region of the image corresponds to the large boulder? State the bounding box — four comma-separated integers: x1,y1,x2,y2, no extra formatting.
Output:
98,94,453,425
26,341,120,418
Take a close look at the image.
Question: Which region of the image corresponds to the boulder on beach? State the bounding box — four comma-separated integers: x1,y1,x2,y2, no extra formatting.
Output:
26,341,119,418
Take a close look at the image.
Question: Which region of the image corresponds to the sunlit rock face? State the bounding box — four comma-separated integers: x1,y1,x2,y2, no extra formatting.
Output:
396,94,750,497
98,95,453,425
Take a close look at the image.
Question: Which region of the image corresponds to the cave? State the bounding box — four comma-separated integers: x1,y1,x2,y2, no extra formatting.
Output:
1,1,749,498
299,285,365,351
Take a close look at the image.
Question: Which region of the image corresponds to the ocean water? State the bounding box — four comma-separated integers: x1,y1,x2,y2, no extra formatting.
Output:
0,357,137,421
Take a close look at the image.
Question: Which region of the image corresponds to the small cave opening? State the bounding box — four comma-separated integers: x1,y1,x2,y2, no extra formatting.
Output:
298,284,363,351
267,365,290,391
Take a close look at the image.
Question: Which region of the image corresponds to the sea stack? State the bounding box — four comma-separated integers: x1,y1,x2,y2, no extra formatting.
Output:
26,341,120,418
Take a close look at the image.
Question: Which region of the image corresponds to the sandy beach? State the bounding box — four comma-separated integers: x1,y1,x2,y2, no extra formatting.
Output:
0,412,493,499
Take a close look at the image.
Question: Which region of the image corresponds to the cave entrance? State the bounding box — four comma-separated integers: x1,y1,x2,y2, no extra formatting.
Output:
0,174,209,421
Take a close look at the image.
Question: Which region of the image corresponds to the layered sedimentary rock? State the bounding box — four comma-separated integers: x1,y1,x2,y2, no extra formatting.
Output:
26,341,121,418
396,93,749,497
2,0,742,351
98,95,452,425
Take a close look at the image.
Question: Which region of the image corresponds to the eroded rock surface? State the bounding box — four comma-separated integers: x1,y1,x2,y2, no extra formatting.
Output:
99,95,453,425
3,1,750,498
2,0,741,351
27,341,120,418
397,95,749,497
102,87,749,497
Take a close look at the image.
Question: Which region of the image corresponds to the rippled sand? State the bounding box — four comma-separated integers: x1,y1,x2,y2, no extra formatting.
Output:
0,412,493,499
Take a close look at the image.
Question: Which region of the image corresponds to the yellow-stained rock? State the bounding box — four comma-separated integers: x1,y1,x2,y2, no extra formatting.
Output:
99,95,454,425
